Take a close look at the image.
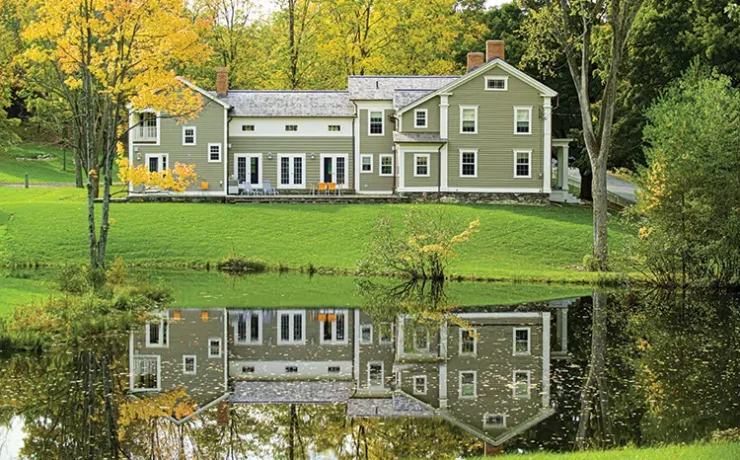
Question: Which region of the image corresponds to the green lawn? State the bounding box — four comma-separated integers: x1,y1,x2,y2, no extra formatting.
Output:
497,443,739,460
0,143,78,184
0,187,635,283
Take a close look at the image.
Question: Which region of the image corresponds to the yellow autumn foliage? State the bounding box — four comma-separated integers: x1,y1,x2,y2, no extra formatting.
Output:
117,158,199,192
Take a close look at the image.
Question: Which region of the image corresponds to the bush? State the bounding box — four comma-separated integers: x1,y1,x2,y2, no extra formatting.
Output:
216,256,267,274
57,264,89,294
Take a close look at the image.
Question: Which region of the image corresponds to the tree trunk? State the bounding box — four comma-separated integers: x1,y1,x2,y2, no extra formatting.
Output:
579,166,593,201
591,157,609,270
74,147,84,188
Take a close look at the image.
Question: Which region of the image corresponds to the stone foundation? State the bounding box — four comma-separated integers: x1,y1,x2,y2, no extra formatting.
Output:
403,192,549,205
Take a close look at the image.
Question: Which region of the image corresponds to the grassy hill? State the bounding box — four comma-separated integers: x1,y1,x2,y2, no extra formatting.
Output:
0,187,635,283
496,443,740,460
0,143,78,184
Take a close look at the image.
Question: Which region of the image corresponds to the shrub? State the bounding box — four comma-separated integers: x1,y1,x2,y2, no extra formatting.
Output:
57,264,89,294
216,256,267,274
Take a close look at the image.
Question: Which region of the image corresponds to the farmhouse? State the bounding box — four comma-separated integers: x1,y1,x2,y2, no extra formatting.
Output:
128,40,577,203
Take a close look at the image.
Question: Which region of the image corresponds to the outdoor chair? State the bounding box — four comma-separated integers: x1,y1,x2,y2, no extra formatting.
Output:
328,182,337,195
318,182,327,195
242,182,262,196
263,180,280,195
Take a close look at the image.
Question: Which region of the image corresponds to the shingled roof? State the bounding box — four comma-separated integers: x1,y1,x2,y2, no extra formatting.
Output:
348,76,459,101
215,90,355,118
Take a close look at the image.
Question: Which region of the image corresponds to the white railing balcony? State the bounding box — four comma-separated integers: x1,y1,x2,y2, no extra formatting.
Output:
131,124,158,143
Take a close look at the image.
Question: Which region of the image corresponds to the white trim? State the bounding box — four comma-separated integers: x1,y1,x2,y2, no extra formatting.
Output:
439,95,449,139
513,370,531,399
459,105,478,134
458,370,477,399
127,111,134,193
144,153,169,173
277,154,307,189
208,143,222,163
354,108,360,190
542,312,551,408
414,153,431,177
145,317,169,348
513,327,531,356
131,355,161,392
223,310,228,388
208,337,222,358
360,324,373,345
514,150,532,179
367,362,385,388
276,310,307,345
360,154,373,173
459,328,477,356
413,375,428,395
414,109,428,128
396,59,558,116
176,76,232,108
459,149,478,178
182,355,197,375
484,75,508,91
182,126,197,146
543,98,553,193
456,312,542,319
319,154,350,186
483,413,507,429
354,310,361,387
439,322,449,408
233,154,263,188
368,109,384,136
356,190,393,195
223,108,229,195
319,309,349,345
514,106,533,135
232,310,263,344
423,186,543,194
378,322,393,344
379,154,394,176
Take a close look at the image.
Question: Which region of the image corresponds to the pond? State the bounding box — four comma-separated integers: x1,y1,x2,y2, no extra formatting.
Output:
0,273,739,459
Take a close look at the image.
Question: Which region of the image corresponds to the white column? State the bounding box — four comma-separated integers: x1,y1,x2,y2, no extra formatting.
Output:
439,95,450,192
354,309,361,387
542,312,551,408
353,108,361,192
560,145,569,191
439,322,448,408
397,147,405,191
558,308,568,354
542,97,552,194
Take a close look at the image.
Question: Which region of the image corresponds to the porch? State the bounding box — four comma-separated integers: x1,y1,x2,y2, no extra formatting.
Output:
550,138,580,204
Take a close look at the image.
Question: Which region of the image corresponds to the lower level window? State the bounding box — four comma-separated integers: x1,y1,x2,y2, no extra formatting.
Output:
368,362,384,387
414,154,430,177
145,154,168,173
483,413,506,428
182,355,197,375
460,150,477,177
459,371,477,398
379,154,394,176
132,356,160,390
208,143,222,162
514,150,531,178
513,370,531,398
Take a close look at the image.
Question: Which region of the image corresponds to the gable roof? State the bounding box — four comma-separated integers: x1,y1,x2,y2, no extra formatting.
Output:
176,77,231,109
396,58,558,116
393,89,435,109
219,90,355,117
348,76,459,101
229,381,354,404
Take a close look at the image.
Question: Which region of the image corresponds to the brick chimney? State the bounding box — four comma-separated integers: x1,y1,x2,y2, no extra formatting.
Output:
486,40,505,62
466,52,484,73
216,68,229,96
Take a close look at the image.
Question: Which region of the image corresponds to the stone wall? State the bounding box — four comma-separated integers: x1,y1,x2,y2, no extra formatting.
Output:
403,192,550,205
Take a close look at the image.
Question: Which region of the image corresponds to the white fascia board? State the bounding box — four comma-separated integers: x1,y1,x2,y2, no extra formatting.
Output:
176,76,231,109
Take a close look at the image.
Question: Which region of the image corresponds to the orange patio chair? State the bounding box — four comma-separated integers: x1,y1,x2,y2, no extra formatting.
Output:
328,182,337,195
318,182,327,195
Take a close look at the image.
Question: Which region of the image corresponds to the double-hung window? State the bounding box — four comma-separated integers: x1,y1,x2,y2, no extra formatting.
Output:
146,317,168,348
234,311,262,345
459,371,477,399
413,375,427,395
459,150,477,178
360,154,373,173
460,106,478,133
208,143,222,162
459,328,477,356
182,355,197,375
513,370,531,398
368,362,384,388
182,126,196,146
320,310,348,345
484,413,506,428
208,338,222,358
513,327,531,355
278,154,305,188
378,323,393,344
414,154,430,177
360,325,373,344
379,154,394,176
369,110,384,135
278,310,305,344
514,150,531,178
132,356,160,391
514,107,532,134
414,109,428,128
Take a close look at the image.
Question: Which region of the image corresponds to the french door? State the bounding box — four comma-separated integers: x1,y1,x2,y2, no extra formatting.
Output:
234,154,261,186
321,154,348,185
278,154,305,188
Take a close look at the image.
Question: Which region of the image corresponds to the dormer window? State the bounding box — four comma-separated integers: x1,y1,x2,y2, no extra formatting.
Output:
485,76,508,91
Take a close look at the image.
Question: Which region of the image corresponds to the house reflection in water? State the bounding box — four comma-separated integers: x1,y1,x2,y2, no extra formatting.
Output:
129,301,573,448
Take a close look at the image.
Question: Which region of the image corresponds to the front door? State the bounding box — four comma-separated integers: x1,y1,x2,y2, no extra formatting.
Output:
321,155,347,185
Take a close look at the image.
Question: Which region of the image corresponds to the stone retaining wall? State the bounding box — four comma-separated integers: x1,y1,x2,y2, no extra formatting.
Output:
403,192,550,205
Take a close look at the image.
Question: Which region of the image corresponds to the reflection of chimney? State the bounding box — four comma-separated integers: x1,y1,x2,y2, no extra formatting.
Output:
486,40,505,62
466,52,484,73
216,68,229,96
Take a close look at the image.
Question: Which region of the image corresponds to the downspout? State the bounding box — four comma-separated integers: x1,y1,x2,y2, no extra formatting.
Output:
437,143,443,198
226,114,232,201
351,101,358,193
392,146,397,194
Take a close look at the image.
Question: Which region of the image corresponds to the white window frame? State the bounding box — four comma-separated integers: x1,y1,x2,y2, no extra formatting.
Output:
208,142,222,163
513,370,532,399
413,375,428,395
485,76,508,91
131,355,161,392
414,153,430,177
182,126,197,146
368,110,384,136
144,153,168,173
367,362,385,388
483,413,507,428
378,322,393,345
513,150,532,179
319,309,349,345
145,318,169,348
414,109,428,128
285,124,298,132
459,370,477,399
360,324,373,345
208,337,222,358
242,124,255,132
233,153,263,188
319,154,349,186
459,149,478,178
328,124,341,132
411,323,430,353
459,328,477,356
459,105,478,134
514,106,533,135
133,110,160,145
379,154,394,176
277,154,306,189
182,355,197,375
277,310,306,345
360,154,373,173
233,310,263,345
513,327,531,356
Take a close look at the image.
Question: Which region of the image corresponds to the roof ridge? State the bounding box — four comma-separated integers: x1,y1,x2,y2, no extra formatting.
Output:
226,90,349,94
348,75,460,79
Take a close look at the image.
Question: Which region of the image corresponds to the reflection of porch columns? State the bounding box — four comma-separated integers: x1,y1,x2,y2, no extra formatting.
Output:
558,145,570,190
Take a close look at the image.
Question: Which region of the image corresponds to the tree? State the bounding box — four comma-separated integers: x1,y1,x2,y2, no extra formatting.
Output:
0,3,21,151
19,0,210,269
635,65,740,286
521,0,646,270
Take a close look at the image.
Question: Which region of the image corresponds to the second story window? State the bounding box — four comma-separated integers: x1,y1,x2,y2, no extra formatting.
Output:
514,107,532,134
460,106,478,133
182,126,196,146
485,76,508,91
208,143,222,162
328,125,341,132
285,124,298,132
414,109,428,128
460,328,477,356
369,110,384,135
242,124,255,132
133,112,158,143
513,327,531,355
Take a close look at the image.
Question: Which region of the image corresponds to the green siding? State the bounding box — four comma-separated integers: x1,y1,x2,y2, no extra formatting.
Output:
447,67,545,190
400,97,440,133
358,109,394,192
228,137,353,190
403,151,440,188
133,100,226,193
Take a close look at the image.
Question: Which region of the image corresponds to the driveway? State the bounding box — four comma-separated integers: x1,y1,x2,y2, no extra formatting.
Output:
568,168,639,204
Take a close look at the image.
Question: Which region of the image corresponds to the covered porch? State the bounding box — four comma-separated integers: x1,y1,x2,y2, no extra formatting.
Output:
550,138,580,203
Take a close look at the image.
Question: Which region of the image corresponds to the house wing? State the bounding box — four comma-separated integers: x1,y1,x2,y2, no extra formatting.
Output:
396,58,557,116
176,76,232,109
